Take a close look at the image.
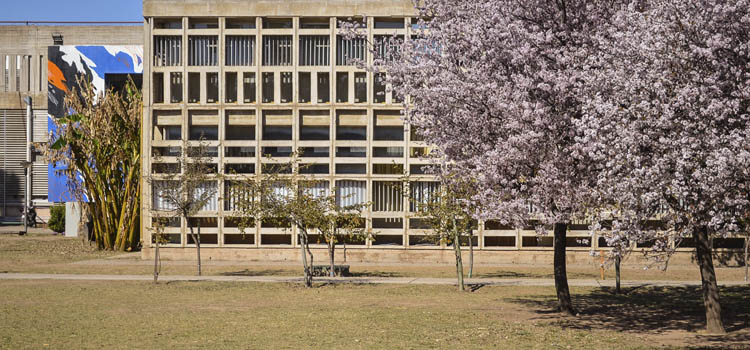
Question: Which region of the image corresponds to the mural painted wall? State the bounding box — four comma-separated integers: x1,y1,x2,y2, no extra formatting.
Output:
47,45,143,202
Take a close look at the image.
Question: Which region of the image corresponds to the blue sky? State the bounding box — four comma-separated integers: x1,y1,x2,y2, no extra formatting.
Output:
0,1,142,23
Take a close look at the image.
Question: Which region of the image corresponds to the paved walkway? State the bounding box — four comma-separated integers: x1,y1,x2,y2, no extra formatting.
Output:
1,272,748,287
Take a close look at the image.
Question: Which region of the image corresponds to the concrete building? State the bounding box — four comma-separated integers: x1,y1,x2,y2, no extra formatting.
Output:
0,24,142,223
141,0,748,264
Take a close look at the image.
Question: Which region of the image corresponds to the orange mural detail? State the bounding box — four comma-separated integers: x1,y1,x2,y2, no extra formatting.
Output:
47,60,68,93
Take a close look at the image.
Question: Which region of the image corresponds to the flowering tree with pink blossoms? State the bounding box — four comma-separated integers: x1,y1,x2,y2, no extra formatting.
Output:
579,0,750,334
343,0,631,315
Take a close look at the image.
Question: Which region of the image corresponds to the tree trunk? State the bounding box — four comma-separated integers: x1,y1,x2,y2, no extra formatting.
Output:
615,255,621,294
453,222,465,291
744,235,748,282
153,239,160,284
188,222,201,276
468,225,474,278
553,222,575,315
694,226,725,334
305,235,314,286
328,239,336,278
298,230,312,288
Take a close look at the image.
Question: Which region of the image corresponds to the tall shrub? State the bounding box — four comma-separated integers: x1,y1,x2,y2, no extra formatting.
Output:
46,78,142,251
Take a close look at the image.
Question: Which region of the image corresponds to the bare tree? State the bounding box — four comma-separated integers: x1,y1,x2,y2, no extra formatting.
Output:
149,140,218,276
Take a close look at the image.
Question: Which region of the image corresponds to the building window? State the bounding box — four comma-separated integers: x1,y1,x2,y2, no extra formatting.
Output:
226,18,256,29
188,36,218,66
336,147,366,157
336,36,366,65
188,73,200,103
280,72,292,103
224,109,255,131
374,18,404,29
262,111,293,140
170,72,183,103
52,33,64,45
336,111,367,140
300,17,329,29
206,72,219,103
15,55,21,91
299,36,330,66
373,147,403,158
263,18,293,29
154,18,182,29
225,146,255,157
299,72,311,103
153,181,179,210
243,73,256,103
262,146,293,157
153,72,164,103
262,72,274,103
354,73,367,103
225,163,255,174
298,147,329,157
226,36,255,66
299,164,329,174
154,36,182,66
336,72,348,103
192,182,218,211
373,164,404,175
189,18,218,29
262,36,293,66
153,125,181,141
189,126,219,140
336,180,366,207
373,181,403,212
225,72,237,103
299,111,330,140
410,181,439,212
317,72,330,103
336,164,366,174
225,125,255,141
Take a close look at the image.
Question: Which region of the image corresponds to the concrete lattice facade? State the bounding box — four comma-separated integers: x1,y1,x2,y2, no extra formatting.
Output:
141,0,748,263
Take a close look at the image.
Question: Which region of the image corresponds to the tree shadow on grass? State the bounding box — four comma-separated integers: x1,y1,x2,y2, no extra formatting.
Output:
220,269,292,277
475,271,595,279
508,285,750,339
348,271,406,278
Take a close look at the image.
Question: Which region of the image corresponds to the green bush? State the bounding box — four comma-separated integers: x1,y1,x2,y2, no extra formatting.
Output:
48,205,65,233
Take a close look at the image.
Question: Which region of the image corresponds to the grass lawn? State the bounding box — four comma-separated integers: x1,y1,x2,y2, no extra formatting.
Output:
0,280,748,349
1,234,750,349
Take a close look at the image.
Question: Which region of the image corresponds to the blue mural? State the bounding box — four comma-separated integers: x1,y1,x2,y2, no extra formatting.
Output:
47,45,143,202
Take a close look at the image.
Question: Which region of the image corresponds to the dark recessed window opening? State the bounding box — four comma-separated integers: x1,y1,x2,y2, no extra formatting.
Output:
243,72,256,103
336,72,349,103
105,73,143,96
298,147,329,157
336,147,366,157
225,125,255,140
336,126,366,140
336,164,366,174
225,146,256,158
189,126,219,140
188,72,200,103
262,146,293,157
317,72,330,103
225,163,256,174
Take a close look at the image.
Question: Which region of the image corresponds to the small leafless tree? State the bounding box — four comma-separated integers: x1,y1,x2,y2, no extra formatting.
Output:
149,140,218,276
